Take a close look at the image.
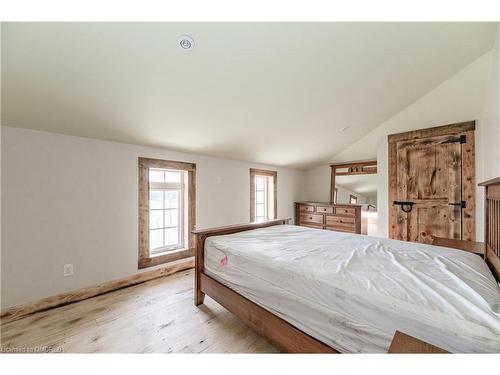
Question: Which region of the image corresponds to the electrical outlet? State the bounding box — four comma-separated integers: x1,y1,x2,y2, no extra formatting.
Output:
63,264,74,277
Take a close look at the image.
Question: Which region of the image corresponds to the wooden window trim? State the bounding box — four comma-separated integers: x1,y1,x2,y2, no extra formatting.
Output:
250,168,277,222
138,157,196,269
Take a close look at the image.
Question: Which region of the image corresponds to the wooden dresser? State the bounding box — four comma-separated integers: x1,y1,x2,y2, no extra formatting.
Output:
295,202,362,234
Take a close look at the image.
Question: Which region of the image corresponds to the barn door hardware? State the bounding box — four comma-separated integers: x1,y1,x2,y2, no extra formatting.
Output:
442,134,466,144
448,201,466,209
393,201,415,213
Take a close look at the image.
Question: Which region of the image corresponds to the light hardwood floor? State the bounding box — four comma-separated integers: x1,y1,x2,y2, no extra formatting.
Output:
0,269,278,353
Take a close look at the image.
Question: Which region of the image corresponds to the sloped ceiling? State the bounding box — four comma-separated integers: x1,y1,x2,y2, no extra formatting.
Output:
1,22,497,168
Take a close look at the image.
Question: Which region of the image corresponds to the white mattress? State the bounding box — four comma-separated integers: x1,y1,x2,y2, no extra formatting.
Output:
204,225,500,353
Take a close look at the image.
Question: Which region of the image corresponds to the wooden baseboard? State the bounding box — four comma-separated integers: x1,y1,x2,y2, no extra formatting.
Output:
1,257,194,324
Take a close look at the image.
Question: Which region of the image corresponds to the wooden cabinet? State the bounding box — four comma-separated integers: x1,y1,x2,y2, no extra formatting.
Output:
295,202,361,234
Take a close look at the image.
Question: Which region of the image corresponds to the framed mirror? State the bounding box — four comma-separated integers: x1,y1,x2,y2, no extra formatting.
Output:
330,160,378,235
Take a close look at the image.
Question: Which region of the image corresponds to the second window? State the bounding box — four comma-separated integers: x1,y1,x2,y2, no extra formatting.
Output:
250,168,277,222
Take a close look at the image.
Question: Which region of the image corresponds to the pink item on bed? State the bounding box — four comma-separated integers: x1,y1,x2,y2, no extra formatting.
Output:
220,255,228,267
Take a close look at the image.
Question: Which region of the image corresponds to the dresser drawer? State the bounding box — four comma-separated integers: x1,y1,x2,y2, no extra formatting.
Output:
299,205,315,213
325,226,356,234
334,207,356,216
300,223,324,230
325,215,355,226
300,213,324,225
325,215,356,232
316,205,334,214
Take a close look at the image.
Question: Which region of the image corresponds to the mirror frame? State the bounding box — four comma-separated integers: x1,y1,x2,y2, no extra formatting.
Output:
329,160,377,203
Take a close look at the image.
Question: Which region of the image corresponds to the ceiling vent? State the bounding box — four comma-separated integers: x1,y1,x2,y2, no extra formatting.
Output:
177,35,194,51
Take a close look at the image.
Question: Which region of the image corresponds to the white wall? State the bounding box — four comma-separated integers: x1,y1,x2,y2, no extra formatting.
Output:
366,195,377,207
1,126,305,308
375,51,494,239
475,25,500,244
479,25,500,181
335,185,369,205
303,49,496,239
303,165,331,202
0,27,3,313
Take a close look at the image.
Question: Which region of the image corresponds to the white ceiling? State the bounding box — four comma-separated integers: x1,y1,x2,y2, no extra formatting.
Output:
1,22,497,168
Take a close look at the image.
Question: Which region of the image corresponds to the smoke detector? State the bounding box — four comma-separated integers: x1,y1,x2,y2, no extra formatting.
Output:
177,35,194,51
340,126,351,132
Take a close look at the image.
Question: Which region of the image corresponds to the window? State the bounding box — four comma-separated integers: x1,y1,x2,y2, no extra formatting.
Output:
349,194,358,204
254,176,268,222
149,169,184,254
138,158,196,269
250,168,277,222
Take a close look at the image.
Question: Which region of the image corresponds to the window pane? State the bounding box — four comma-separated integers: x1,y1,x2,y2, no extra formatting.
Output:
149,210,164,229
255,177,265,191
149,169,165,182
256,204,265,218
165,209,179,227
150,190,163,209
149,229,164,250
165,191,180,209
165,227,179,247
256,191,265,204
165,171,181,183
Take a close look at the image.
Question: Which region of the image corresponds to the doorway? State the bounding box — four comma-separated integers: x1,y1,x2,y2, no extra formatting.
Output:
388,121,475,243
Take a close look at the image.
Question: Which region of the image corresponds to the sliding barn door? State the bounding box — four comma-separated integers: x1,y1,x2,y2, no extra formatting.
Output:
389,122,475,244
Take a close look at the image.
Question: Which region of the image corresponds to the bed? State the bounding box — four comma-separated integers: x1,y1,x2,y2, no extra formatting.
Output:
193,179,500,353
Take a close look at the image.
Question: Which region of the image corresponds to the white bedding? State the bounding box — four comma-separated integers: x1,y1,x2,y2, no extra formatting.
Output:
204,225,500,353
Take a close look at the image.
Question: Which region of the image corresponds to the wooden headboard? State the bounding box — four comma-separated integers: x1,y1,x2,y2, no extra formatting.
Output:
479,177,500,282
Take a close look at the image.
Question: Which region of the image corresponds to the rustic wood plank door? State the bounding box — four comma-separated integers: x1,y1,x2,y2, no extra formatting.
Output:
389,122,476,244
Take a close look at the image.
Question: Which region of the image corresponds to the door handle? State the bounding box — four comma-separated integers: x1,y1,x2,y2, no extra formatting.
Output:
393,201,415,213
449,201,466,208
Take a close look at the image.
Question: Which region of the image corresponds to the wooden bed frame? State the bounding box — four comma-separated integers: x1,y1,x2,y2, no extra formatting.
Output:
479,177,500,281
192,179,500,353
193,218,337,353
